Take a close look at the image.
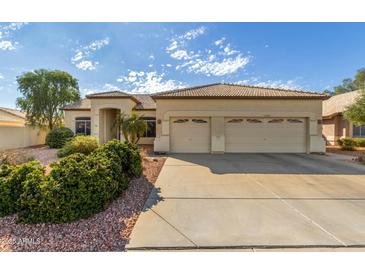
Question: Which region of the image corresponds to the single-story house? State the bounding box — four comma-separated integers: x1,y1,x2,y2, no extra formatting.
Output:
322,90,364,145
0,107,47,150
62,83,328,154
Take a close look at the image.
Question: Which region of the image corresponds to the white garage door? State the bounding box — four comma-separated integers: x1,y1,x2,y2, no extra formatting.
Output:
170,117,210,153
225,117,307,153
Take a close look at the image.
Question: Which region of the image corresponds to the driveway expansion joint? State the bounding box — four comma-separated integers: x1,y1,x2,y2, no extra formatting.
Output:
250,176,348,247
150,209,198,248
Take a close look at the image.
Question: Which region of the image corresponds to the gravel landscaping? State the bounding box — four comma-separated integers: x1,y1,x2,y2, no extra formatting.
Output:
0,156,166,251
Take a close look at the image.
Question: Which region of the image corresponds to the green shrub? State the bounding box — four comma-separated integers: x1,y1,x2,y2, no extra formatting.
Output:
19,153,118,223
339,138,357,151
94,140,142,180
3,140,142,224
0,161,44,217
57,135,98,158
353,138,365,147
45,127,74,148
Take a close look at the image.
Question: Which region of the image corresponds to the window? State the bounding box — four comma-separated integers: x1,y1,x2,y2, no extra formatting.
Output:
142,117,156,137
247,118,263,123
192,119,208,124
268,118,284,123
353,124,365,137
75,117,91,135
287,119,303,124
173,119,189,123
227,118,243,123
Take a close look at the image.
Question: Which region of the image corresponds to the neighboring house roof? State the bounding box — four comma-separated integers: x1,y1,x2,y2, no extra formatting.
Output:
322,90,361,118
61,98,91,110
0,107,26,119
152,83,328,99
132,94,156,110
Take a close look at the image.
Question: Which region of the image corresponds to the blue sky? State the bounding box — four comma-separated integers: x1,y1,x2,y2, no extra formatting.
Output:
1,22,365,108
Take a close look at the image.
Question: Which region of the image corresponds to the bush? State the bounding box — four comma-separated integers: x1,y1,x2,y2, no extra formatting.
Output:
0,161,44,217
19,153,117,223
57,136,98,158
353,138,365,147
94,140,142,180
1,140,143,224
45,127,74,148
339,138,357,151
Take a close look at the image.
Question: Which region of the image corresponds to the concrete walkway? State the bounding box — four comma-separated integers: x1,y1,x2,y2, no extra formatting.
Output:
126,153,365,250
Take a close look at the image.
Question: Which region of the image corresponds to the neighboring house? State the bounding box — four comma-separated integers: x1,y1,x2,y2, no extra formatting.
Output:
0,107,47,150
63,83,327,154
322,90,363,145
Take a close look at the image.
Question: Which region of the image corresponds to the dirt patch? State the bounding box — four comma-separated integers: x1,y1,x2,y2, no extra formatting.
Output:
0,145,58,166
0,156,166,251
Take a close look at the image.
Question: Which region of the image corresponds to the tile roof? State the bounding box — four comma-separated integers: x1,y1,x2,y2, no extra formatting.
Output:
0,107,26,119
152,83,328,99
132,94,156,110
61,98,91,110
86,90,132,98
322,90,361,117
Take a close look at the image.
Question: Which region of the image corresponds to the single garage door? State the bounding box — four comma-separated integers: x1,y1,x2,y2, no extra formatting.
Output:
170,117,210,153
225,117,307,153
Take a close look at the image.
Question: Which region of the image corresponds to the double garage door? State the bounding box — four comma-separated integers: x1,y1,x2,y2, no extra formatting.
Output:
170,117,307,153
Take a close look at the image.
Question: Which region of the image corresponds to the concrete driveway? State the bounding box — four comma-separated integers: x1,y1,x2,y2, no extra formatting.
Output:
127,153,365,250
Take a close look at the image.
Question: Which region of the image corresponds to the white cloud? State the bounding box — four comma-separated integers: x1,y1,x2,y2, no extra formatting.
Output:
0,23,27,51
71,38,110,71
0,73,4,80
214,38,226,46
149,55,155,60
117,70,186,94
170,50,190,60
75,60,98,71
166,28,250,77
236,77,303,90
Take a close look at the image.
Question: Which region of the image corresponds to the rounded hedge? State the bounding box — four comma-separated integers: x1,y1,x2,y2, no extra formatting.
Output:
45,127,74,148
57,135,98,158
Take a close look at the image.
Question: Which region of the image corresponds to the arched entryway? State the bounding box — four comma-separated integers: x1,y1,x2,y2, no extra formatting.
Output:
98,108,121,144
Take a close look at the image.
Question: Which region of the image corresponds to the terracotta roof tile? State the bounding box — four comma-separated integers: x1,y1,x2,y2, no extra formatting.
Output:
86,90,132,98
152,83,328,99
61,98,91,110
0,107,26,119
322,90,361,117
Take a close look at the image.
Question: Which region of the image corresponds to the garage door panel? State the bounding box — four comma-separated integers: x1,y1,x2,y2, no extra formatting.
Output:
170,117,210,153
225,117,306,153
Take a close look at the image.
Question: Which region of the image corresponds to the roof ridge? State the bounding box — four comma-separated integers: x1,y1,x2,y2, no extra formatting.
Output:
222,82,320,95
152,83,221,96
86,90,130,96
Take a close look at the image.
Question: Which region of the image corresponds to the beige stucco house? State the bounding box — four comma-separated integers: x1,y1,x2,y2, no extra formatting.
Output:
322,90,363,145
63,83,328,154
0,107,47,150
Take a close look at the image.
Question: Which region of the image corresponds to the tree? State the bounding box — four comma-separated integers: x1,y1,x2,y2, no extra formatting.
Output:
354,68,365,89
344,89,365,125
16,69,80,130
113,112,147,144
332,68,365,95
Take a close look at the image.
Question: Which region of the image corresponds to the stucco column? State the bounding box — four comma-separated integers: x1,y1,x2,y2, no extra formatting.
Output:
211,117,225,153
92,108,101,142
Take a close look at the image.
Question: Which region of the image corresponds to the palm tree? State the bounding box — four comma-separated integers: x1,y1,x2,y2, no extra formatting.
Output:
113,112,147,144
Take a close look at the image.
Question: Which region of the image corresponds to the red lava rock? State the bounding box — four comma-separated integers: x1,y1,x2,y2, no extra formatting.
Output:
0,157,166,252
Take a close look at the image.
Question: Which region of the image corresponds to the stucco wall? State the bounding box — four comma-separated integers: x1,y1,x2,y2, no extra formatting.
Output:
0,125,47,150
322,114,351,145
154,99,325,153
64,110,91,133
